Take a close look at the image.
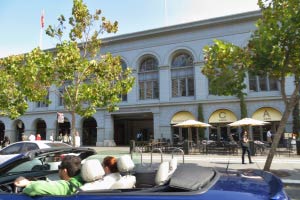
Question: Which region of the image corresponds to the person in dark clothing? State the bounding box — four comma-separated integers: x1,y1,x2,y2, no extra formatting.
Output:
1,136,10,148
241,131,253,164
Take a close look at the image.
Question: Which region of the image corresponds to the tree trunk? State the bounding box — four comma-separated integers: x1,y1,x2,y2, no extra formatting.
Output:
264,95,298,171
238,94,248,118
263,108,290,171
71,111,76,147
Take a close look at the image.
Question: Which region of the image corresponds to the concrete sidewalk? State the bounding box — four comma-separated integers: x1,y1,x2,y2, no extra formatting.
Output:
89,146,300,184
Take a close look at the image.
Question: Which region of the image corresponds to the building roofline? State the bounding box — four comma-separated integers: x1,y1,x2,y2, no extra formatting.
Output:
101,10,261,44
45,10,261,52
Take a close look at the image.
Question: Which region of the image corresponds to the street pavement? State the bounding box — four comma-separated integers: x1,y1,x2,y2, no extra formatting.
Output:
90,146,300,184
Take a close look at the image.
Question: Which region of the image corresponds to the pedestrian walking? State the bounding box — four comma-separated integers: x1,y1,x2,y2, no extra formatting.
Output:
241,130,253,164
74,131,80,147
267,129,272,146
28,133,36,141
36,134,41,140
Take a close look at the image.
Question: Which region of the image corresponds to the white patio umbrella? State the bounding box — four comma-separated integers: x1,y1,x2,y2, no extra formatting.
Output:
174,120,212,141
174,119,212,128
227,118,269,127
227,118,269,140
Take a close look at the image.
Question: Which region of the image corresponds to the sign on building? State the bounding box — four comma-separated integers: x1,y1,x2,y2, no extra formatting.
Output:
57,112,64,123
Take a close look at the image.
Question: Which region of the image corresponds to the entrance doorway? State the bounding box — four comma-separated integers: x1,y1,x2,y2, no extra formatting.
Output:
113,112,153,145
57,118,71,136
82,117,97,146
36,119,47,140
16,120,25,141
0,121,5,141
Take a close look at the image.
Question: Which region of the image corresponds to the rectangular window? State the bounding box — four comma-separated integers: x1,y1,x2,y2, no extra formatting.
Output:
121,94,127,101
37,92,49,108
269,77,278,91
139,82,145,100
180,78,186,96
145,81,153,99
259,76,267,91
139,80,159,100
153,81,159,99
188,77,194,96
59,88,64,106
249,74,258,91
172,79,178,97
248,73,279,92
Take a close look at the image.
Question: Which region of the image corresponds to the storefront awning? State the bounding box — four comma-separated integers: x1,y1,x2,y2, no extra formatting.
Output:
252,107,282,121
171,111,196,124
209,109,237,123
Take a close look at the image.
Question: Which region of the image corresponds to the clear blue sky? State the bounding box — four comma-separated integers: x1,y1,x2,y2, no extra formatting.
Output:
0,0,259,58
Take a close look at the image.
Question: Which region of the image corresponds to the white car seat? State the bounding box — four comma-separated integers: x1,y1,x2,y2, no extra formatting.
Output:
80,159,107,191
169,157,178,174
155,161,170,185
110,155,136,189
155,157,178,186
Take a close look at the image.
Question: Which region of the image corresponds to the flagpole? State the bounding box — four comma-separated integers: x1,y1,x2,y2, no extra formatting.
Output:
39,9,44,49
164,0,168,26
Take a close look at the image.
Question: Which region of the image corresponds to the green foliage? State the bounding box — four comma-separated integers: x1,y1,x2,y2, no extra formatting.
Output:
0,0,134,126
249,0,300,78
45,0,134,120
197,104,205,140
202,0,300,171
202,40,250,117
202,40,250,97
0,49,53,119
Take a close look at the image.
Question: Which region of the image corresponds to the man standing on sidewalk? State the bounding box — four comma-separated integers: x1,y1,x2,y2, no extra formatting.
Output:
267,129,272,147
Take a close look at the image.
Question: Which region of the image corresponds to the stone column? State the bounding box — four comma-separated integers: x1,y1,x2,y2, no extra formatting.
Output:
194,61,207,100
103,114,116,147
159,65,170,102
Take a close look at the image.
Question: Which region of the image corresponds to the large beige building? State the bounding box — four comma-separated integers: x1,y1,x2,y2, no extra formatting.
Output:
0,11,292,146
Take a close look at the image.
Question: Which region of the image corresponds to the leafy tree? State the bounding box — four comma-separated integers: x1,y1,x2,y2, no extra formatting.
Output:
202,0,300,171
202,40,249,118
1,0,135,144
0,50,53,119
46,0,134,142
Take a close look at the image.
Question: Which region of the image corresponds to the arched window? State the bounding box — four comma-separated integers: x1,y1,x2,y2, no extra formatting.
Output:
171,52,194,97
138,56,159,100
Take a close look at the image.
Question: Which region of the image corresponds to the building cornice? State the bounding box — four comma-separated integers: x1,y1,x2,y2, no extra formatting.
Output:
101,10,261,45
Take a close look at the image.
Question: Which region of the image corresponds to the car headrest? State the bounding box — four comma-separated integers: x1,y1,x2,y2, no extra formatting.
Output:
117,155,135,173
81,159,105,182
169,157,178,174
155,161,170,185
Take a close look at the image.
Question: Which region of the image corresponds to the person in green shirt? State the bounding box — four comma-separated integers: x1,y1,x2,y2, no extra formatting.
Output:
14,155,83,196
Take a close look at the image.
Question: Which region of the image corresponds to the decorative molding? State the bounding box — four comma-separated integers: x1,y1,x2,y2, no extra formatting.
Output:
159,65,169,70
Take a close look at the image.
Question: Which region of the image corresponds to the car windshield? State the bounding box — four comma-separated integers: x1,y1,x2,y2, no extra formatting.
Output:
0,148,95,176
7,153,63,174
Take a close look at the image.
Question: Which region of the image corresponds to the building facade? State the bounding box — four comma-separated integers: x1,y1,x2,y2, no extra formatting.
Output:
0,11,294,146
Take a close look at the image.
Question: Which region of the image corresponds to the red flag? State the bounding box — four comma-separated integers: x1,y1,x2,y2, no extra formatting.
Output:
40,10,45,28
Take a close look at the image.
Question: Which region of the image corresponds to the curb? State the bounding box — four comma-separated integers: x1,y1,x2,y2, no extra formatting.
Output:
282,179,300,185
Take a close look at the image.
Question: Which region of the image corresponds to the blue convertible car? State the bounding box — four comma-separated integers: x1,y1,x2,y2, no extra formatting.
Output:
0,147,289,200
